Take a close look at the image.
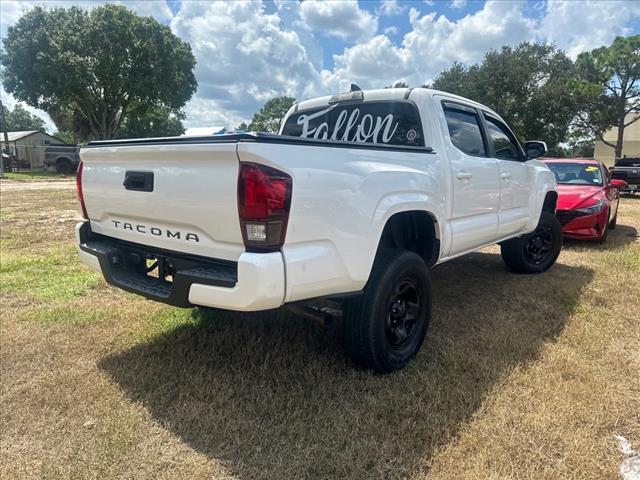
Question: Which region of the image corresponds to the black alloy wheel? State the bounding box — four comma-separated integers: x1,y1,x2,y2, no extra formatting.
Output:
386,279,422,347
523,224,553,265
501,211,563,274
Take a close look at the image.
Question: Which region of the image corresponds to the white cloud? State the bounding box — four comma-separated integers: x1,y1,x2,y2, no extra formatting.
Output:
322,34,412,91
323,0,536,90
539,0,640,58
384,26,399,36
299,0,378,40
377,0,406,16
451,0,467,9
171,1,323,128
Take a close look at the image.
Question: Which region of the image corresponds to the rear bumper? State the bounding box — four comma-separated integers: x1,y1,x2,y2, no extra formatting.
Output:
75,222,285,311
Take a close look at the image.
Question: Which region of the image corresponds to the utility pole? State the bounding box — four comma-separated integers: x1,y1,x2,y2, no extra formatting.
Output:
0,98,8,177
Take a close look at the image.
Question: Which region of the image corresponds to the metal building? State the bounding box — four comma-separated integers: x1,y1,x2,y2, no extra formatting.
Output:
0,130,67,169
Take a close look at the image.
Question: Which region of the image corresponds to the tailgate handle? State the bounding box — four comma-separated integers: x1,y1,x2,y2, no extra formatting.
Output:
123,171,154,192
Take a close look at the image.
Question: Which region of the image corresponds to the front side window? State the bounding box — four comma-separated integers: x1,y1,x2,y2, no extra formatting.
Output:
443,106,486,156
484,115,522,161
281,101,424,147
546,162,604,186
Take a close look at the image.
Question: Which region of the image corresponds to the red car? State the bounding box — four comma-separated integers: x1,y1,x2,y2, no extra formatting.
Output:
542,158,628,242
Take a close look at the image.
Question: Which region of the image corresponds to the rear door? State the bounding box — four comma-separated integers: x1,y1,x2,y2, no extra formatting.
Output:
482,113,532,237
440,100,500,255
80,142,245,262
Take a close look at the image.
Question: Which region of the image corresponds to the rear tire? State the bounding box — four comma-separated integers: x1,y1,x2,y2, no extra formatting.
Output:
343,249,431,373
56,158,73,174
500,211,562,274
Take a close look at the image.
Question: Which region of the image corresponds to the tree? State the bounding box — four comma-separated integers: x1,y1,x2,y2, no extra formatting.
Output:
431,42,576,149
571,35,640,161
47,103,91,143
571,139,595,157
1,5,197,140
52,130,76,144
2,103,46,131
117,103,184,139
385,81,409,88
248,97,296,133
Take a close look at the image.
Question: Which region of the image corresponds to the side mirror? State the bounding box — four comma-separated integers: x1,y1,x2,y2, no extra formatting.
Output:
525,140,547,160
609,179,628,190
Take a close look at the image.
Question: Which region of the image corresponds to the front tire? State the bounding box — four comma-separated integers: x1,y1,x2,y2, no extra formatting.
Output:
599,210,610,244
609,201,618,229
500,211,562,274
343,249,431,373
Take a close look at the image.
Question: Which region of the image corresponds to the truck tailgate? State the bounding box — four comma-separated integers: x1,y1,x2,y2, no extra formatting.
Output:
80,143,244,261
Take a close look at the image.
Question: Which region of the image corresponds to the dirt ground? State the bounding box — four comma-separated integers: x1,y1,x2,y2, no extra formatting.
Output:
0,179,76,191
1,186,639,479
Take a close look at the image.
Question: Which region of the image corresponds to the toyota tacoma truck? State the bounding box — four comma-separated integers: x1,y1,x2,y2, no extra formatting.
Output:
75,87,562,372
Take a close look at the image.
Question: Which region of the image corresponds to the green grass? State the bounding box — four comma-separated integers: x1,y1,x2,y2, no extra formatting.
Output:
0,246,101,302
2,170,73,181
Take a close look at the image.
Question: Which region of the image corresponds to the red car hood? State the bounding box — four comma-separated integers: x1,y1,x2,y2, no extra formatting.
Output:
556,185,605,210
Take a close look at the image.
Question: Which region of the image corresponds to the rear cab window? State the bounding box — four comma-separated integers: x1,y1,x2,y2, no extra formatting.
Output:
281,100,425,147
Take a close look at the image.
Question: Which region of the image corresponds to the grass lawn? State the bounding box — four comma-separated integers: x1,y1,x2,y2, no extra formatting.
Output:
2,170,74,181
1,187,638,479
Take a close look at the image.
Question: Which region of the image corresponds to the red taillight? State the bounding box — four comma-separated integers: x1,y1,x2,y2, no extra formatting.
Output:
238,162,292,251
76,161,88,219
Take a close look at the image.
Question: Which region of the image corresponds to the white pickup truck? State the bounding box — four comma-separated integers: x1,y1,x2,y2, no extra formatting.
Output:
76,87,562,372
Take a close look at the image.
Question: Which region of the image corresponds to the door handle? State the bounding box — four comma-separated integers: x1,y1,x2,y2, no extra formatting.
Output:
501,172,512,181
456,170,472,181
123,171,154,192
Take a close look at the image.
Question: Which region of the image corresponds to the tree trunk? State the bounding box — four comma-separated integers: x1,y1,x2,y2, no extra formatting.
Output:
615,105,626,163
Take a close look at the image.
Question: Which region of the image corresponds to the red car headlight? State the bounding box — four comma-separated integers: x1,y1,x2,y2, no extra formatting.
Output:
576,199,605,215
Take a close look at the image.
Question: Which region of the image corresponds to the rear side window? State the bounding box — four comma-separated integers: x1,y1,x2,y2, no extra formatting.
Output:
281,101,424,147
442,106,486,156
484,115,523,161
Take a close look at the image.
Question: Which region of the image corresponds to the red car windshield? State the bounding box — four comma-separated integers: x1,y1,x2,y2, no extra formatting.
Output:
546,162,603,186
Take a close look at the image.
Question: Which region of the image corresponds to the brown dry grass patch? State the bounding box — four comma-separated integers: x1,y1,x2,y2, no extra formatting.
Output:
1,187,639,479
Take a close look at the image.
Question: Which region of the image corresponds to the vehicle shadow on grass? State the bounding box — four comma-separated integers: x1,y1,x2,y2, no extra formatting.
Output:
99,253,593,479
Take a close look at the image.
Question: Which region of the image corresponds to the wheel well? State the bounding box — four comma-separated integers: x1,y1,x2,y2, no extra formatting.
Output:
377,211,439,266
56,157,71,165
542,191,558,213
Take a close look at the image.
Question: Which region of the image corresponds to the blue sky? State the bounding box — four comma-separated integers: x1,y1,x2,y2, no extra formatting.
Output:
1,0,639,131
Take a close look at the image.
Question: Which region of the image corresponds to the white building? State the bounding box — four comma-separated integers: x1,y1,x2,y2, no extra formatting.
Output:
594,112,640,166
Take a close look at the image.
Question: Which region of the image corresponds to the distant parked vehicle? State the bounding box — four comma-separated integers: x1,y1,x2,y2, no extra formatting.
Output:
610,157,640,194
44,144,80,174
542,158,628,243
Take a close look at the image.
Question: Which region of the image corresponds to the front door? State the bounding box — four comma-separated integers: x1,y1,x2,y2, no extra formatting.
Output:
482,113,532,237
